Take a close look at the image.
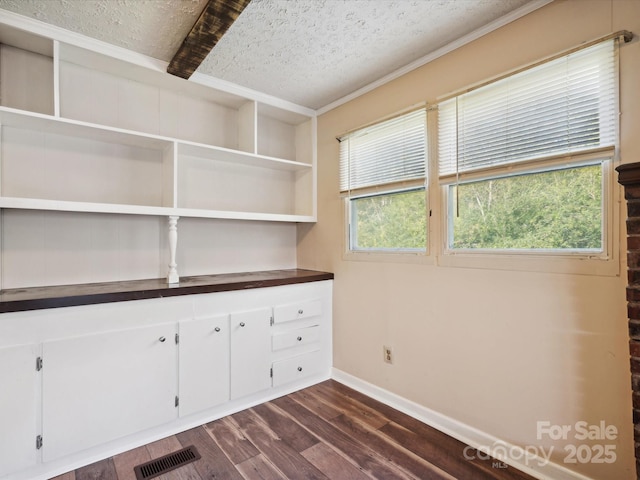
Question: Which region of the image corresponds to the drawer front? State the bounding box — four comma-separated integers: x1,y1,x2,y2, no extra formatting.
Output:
272,350,322,387
273,299,322,324
272,325,320,351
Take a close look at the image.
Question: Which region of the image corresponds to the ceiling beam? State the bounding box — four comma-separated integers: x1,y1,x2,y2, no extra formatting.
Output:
167,0,251,80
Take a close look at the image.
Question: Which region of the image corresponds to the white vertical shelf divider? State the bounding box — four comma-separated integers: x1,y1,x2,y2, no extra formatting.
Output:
163,141,178,209
52,39,60,117
0,121,3,200
313,115,318,220
309,115,318,220
0,208,3,293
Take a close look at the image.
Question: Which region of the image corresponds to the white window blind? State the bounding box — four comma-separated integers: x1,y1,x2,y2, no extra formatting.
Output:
339,108,426,193
438,39,617,180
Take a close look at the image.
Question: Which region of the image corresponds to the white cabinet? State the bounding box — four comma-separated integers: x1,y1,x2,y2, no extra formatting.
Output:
229,308,272,400
0,278,332,480
0,344,39,478
0,21,316,223
41,323,177,461
178,314,230,417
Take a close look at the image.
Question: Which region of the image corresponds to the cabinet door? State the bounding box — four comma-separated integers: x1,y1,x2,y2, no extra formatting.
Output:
179,315,229,417
0,343,39,477
230,308,272,400
42,324,177,461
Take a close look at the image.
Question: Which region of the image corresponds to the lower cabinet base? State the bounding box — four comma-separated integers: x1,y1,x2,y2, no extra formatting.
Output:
0,279,333,480
11,371,331,480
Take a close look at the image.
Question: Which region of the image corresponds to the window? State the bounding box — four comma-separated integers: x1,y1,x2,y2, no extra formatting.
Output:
350,188,426,251
339,108,427,252
449,164,603,251
438,39,617,254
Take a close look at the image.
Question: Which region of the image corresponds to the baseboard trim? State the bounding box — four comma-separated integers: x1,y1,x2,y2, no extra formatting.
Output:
331,368,595,480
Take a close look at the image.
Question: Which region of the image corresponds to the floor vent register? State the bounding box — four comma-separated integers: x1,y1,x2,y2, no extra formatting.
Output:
134,445,201,480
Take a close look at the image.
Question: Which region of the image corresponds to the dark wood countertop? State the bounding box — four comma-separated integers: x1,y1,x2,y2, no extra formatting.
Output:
0,269,334,314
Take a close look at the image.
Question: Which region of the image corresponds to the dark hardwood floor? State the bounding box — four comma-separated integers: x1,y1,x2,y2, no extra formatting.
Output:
51,380,536,480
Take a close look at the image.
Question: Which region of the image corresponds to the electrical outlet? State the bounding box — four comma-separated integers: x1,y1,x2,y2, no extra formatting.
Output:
383,345,393,364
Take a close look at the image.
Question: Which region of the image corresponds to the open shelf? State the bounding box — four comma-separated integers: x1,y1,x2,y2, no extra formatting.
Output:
0,107,172,149
177,154,298,214
0,108,174,209
0,196,316,223
58,43,259,153
0,197,174,217
0,106,315,221
0,21,317,223
0,24,54,116
257,103,314,164
173,207,315,223
178,141,312,172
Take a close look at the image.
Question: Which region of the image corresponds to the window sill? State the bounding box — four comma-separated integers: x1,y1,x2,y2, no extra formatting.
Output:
436,252,620,277
341,248,619,276
343,250,434,265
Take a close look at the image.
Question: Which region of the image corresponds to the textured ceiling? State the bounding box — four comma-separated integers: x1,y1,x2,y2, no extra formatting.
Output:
198,0,534,109
0,0,537,110
0,0,208,60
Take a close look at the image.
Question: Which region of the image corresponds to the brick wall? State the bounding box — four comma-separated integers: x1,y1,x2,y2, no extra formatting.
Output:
617,163,640,479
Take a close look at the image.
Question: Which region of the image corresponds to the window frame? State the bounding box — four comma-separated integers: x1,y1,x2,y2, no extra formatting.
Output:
339,106,430,257
347,185,428,254
338,33,625,276
442,156,611,257
435,38,619,264
436,150,619,276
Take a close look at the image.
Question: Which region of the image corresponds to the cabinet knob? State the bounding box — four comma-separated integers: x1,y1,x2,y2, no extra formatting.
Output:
298,309,304,315
297,366,303,372
239,322,246,327
297,336,303,341
159,336,166,343
214,327,221,332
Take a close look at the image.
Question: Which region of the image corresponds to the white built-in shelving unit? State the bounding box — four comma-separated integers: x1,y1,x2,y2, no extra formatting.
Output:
0,17,317,283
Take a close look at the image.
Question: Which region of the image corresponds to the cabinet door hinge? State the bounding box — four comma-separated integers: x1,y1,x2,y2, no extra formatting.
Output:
175,333,179,344
36,435,43,450
270,367,273,378
36,357,43,372
175,396,179,407
270,316,274,326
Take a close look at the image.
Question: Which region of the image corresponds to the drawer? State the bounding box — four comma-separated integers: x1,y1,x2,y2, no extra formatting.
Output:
273,299,322,324
272,325,319,351
272,350,322,387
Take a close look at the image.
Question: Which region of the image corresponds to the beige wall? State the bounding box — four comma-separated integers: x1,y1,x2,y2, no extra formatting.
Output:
298,0,640,478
